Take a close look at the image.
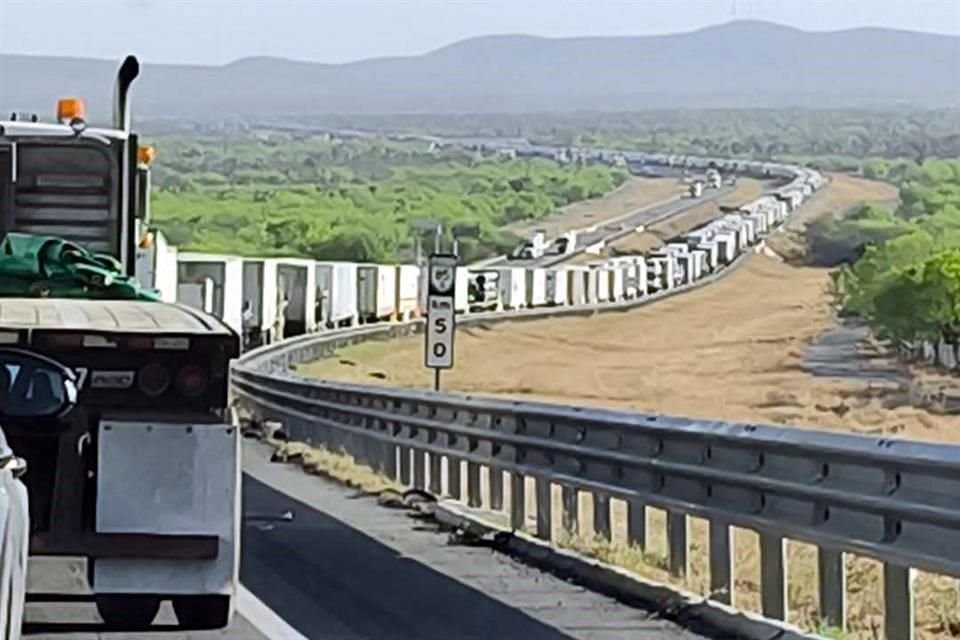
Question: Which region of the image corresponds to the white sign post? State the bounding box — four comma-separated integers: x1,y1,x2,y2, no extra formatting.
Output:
425,253,457,390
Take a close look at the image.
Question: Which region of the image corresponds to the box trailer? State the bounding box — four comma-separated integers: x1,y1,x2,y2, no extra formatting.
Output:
497,267,527,310
177,277,214,315
316,261,359,328
135,230,178,303
525,268,548,307
242,259,275,343
177,252,245,335
466,268,498,312
610,265,625,301
395,265,421,320
544,269,568,305
565,266,589,305
357,263,398,323
274,258,317,338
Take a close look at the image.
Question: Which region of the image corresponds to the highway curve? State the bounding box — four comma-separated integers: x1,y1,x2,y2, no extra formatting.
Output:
501,184,735,268
240,441,710,640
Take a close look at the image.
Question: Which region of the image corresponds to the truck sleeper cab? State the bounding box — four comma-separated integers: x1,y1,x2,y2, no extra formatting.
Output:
0,297,241,630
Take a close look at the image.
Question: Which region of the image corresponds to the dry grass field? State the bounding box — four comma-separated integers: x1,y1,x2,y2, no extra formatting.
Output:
294,174,957,638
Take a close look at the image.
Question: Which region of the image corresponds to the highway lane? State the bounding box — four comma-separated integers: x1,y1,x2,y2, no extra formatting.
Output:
240,440,710,640
22,557,271,639
496,185,735,269
22,440,713,639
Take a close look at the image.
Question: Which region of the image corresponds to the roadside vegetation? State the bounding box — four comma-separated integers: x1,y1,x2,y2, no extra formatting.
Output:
807,159,960,355
280,108,960,171
146,134,629,263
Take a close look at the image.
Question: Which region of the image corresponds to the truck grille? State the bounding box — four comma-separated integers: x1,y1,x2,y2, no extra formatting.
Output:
9,143,119,256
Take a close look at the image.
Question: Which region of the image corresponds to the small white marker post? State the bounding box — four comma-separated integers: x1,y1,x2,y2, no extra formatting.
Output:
425,253,457,391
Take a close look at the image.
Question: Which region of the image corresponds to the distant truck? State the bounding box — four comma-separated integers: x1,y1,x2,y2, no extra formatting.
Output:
706,169,722,189
511,230,548,260
550,231,577,256
689,181,704,198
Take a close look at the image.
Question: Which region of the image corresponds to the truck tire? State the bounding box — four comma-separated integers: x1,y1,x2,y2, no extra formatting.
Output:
95,595,160,630
173,595,231,630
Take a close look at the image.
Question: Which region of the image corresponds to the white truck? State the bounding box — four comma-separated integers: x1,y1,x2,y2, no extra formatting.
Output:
706,169,722,189
512,230,549,260
689,181,704,198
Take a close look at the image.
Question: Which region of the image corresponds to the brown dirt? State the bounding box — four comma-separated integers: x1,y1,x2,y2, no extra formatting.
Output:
299,173,957,638
506,176,686,238
302,174,948,443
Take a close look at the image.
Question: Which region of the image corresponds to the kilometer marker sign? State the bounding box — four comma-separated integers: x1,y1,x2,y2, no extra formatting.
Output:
425,254,457,379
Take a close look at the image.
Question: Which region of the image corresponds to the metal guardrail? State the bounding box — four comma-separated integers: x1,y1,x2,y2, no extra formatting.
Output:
232,250,960,640
230,172,959,639
233,359,959,640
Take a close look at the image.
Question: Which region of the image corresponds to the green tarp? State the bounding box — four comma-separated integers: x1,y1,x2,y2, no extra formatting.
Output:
0,233,161,301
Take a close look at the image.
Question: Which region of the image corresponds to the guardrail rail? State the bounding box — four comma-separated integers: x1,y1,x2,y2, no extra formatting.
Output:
233,323,960,640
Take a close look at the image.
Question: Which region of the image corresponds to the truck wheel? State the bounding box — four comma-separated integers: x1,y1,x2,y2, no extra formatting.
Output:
95,595,160,630
173,595,231,630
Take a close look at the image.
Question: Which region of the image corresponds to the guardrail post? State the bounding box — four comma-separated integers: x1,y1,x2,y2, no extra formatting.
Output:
489,467,504,511
593,494,611,541
708,521,734,605
412,448,426,490
626,499,646,551
510,473,525,531
467,458,482,508
883,563,915,640
536,477,551,541
448,455,462,500
760,534,788,621
398,446,412,486
667,511,689,579
818,549,846,632
562,486,578,535
428,452,442,494
379,440,397,480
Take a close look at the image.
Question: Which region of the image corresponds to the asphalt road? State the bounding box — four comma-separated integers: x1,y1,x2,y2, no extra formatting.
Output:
240,441,708,640
22,441,712,639
22,557,270,639
498,185,735,269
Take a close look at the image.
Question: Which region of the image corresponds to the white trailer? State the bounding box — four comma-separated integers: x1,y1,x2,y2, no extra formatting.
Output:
274,258,317,338
525,268,548,307
357,263,399,323
544,269,569,305
466,268,499,312
315,261,359,328
565,266,589,305
395,265,421,320
242,259,276,340
177,253,245,336
498,267,527,310
135,230,179,303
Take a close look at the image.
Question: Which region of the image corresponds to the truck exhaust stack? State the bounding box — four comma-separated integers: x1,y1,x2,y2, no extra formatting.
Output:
113,55,140,132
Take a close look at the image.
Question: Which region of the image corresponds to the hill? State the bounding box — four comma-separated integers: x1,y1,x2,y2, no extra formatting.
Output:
1,20,957,121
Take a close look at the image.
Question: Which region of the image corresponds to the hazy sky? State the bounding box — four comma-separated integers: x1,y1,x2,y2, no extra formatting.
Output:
1,0,958,65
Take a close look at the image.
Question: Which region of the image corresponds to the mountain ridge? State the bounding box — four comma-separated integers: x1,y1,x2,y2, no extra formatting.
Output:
1,20,957,120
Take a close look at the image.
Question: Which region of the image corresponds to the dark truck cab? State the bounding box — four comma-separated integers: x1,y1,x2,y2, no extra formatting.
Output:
0,57,242,631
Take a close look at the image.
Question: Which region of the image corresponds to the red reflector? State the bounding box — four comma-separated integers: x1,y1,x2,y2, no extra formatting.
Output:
176,365,208,398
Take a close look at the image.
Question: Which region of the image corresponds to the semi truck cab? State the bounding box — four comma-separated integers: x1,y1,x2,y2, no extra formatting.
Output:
0,56,241,631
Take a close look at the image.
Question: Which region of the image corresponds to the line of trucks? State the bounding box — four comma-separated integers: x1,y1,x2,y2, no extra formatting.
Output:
143,184,818,346
0,54,824,633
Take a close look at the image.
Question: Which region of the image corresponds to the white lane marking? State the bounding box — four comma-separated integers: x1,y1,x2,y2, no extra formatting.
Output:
238,584,309,640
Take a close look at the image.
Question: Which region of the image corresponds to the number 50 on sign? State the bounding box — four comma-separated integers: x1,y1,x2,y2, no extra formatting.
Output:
425,296,454,368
